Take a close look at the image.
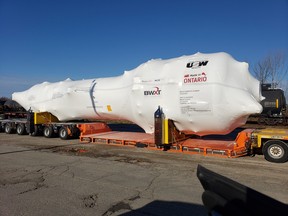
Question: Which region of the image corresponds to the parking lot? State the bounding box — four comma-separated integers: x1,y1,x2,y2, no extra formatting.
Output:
0,133,287,216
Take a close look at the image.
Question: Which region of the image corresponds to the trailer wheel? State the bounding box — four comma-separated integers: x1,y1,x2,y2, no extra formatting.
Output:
16,124,26,135
43,126,54,138
31,126,38,136
4,123,13,134
263,140,288,163
59,127,69,140
0,114,5,120
31,125,43,136
72,128,81,138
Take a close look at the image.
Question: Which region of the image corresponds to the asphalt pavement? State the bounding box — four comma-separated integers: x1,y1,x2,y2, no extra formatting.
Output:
0,133,287,216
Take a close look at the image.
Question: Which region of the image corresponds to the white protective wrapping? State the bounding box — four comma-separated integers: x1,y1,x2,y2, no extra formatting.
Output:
12,52,263,135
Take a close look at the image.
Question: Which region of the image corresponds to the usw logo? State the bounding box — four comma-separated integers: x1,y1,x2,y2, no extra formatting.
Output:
186,61,209,69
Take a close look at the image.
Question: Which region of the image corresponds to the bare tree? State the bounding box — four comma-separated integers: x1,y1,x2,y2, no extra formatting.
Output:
283,80,288,102
253,51,288,89
253,57,271,83
269,52,288,89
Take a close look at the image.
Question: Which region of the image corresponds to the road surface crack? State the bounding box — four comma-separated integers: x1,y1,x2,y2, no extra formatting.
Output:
19,174,47,195
101,172,161,215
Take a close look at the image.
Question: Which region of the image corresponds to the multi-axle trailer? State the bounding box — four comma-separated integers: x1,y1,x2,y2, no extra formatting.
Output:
1,111,287,163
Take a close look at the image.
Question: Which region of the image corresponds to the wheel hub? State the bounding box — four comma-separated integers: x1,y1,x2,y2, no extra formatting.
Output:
269,146,283,158
60,130,66,137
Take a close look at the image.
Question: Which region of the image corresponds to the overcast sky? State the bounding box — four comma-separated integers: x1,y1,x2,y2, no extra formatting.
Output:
1,0,288,97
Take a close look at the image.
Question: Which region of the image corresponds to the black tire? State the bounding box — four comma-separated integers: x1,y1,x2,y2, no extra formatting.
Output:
72,128,81,139
263,140,288,163
4,123,13,134
30,126,38,136
59,127,69,140
0,114,5,120
43,126,54,138
16,124,26,135
31,125,43,136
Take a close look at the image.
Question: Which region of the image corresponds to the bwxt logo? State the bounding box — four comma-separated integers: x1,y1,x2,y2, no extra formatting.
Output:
186,60,209,69
144,87,161,96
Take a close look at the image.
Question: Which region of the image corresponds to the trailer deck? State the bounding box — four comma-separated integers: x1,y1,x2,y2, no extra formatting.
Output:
80,129,250,158
80,131,155,147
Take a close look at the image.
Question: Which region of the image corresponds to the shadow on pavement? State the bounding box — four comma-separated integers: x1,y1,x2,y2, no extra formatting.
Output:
119,200,207,216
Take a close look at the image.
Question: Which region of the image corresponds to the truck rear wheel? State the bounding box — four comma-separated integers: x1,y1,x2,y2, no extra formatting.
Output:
59,127,69,140
31,125,43,136
4,123,13,134
16,124,26,135
43,126,54,138
263,140,288,163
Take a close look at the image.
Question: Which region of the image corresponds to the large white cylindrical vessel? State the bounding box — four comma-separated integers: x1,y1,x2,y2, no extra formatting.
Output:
12,52,263,135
